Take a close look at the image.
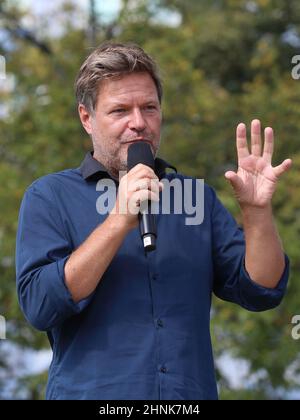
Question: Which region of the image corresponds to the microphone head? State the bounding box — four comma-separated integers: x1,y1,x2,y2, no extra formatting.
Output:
127,142,155,171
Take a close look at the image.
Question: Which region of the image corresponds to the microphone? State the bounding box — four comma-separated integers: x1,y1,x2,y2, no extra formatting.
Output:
127,142,157,252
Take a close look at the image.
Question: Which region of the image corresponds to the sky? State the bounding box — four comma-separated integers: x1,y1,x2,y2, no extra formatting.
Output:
17,0,181,37
20,0,122,23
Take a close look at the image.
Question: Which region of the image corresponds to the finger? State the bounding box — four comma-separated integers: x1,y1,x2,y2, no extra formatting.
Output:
150,180,164,193
148,179,162,195
131,189,160,204
251,119,262,157
262,127,274,164
225,171,244,191
127,163,156,177
128,190,160,215
127,165,158,181
236,123,249,162
133,178,154,192
273,159,292,177
131,178,160,195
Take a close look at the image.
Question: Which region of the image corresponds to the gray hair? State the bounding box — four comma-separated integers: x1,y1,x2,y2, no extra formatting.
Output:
75,42,163,114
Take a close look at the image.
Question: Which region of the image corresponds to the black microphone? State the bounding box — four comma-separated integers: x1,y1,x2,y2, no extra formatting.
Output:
127,142,157,252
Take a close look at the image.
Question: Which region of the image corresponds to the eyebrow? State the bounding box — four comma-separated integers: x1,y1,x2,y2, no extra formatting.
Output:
110,99,158,105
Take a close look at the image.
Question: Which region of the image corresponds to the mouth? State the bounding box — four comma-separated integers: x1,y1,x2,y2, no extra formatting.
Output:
122,139,152,145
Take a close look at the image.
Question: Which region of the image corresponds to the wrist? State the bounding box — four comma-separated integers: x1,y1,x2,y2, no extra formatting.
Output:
240,203,272,217
241,203,274,230
108,207,138,233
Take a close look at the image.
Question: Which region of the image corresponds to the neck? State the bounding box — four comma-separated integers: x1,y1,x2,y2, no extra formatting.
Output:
93,152,123,181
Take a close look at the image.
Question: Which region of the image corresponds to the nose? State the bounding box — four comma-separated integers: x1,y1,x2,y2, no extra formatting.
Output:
128,108,146,132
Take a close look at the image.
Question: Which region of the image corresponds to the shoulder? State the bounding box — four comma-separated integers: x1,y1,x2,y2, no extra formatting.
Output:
26,168,82,196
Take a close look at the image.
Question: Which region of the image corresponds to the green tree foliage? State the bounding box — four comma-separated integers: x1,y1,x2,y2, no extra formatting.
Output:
0,0,299,399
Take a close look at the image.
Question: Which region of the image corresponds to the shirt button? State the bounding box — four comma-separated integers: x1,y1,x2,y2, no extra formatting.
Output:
157,319,163,328
152,274,157,281
160,366,167,374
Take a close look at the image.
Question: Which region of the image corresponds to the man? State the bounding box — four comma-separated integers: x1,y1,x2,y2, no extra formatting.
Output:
16,42,292,400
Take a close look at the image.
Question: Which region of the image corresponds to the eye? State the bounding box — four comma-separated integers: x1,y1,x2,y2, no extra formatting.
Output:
111,108,126,114
145,105,157,111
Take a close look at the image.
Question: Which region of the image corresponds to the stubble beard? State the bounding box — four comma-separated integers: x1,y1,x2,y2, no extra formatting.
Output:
92,140,127,180
93,135,160,179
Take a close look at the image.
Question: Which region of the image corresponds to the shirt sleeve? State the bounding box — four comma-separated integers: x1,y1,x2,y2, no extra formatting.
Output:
210,187,289,311
16,180,93,331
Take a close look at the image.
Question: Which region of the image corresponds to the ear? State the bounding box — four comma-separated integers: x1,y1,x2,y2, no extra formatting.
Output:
78,104,93,135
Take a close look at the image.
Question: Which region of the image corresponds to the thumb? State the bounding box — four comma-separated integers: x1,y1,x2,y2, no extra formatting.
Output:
224,171,244,191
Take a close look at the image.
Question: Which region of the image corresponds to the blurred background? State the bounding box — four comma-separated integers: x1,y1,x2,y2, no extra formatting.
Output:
0,0,300,400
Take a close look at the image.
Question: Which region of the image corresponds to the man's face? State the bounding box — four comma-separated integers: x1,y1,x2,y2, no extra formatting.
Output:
79,72,162,178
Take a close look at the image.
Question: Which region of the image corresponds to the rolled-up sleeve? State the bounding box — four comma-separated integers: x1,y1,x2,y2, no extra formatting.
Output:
16,181,91,331
210,188,289,311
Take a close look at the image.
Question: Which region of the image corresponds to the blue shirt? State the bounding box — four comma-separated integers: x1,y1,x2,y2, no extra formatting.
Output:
16,152,289,400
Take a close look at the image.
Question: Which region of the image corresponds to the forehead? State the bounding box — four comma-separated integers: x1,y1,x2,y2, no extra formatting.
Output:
97,72,159,104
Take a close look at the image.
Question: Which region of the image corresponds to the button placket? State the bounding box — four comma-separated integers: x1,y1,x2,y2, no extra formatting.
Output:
157,318,163,328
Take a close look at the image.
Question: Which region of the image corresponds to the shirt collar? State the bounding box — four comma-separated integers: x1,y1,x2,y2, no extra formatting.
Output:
80,151,177,182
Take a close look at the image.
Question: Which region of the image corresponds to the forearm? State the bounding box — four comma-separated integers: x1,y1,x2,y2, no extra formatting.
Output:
242,205,285,288
64,213,131,303
64,164,161,303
